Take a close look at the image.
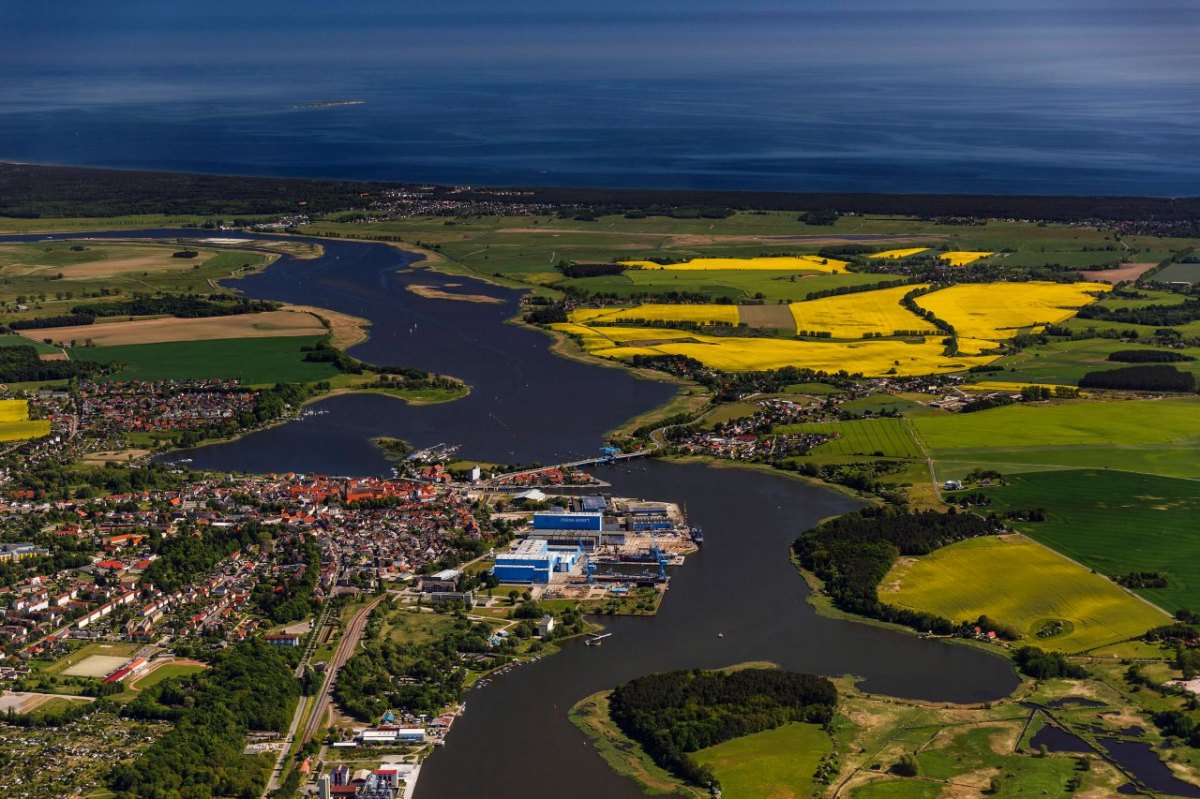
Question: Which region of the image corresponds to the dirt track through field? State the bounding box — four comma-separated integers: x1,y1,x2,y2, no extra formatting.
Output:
24,309,326,347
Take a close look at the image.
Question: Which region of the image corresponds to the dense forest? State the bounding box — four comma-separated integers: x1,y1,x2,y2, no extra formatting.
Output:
1078,364,1196,392
111,641,299,799
608,668,837,788
793,508,1000,634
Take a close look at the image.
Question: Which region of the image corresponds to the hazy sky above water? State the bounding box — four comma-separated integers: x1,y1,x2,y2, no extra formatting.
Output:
2,1,1198,194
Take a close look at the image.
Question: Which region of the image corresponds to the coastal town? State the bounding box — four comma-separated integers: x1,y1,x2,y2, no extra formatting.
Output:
0,372,706,797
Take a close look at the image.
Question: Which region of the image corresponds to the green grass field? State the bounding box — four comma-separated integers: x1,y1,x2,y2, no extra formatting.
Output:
130,662,206,691
1152,262,1200,284
911,398,1200,480
692,723,830,799
886,536,1167,653
778,417,924,459
70,335,337,383
981,470,1200,612
980,338,1200,386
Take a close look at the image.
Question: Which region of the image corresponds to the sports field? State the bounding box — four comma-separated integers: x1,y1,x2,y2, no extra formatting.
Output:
25,310,326,347
914,281,1109,354
621,255,849,273
982,470,1200,612
62,655,129,678
0,399,51,441
692,722,830,799
70,335,339,383
912,397,1200,479
885,536,1167,653
789,284,933,338
777,417,923,459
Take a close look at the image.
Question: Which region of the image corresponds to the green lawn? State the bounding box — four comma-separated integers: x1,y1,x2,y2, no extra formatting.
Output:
910,397,1200,480
981,470,1200,612
887,536,1167,653
130,662,206,691
70,335,337,383
692,722,830,799
778,417,924,459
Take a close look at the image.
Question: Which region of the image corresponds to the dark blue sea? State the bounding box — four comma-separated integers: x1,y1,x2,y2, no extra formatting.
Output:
2,1,1199,195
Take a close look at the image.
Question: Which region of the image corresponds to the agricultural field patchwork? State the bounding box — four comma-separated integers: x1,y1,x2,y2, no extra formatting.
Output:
621,255,849,273
913,281,1110,354
0,398,51,441
789,284,933,338
885,536,1168,653
981,470,1200,612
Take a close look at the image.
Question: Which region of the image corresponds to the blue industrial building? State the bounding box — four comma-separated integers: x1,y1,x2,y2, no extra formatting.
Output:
491,539,581,584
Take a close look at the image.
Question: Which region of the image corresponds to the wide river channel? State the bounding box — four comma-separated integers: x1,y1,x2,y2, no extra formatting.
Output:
8,230,1019,797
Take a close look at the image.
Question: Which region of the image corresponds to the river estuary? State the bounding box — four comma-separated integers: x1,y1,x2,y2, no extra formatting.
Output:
6,230,1019,797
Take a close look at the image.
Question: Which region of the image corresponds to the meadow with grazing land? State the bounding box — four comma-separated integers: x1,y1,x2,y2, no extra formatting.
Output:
885,535,1167,653
691,723,830,799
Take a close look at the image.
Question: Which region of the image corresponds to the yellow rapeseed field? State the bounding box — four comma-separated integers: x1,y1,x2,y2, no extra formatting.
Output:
788,284,933,338
914,281,1109,354
868,248,928,260
0,399,29,423
620,256,849,273
569,304,739,326
568,325,992,376
0,399,52,442
938,251,994,266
